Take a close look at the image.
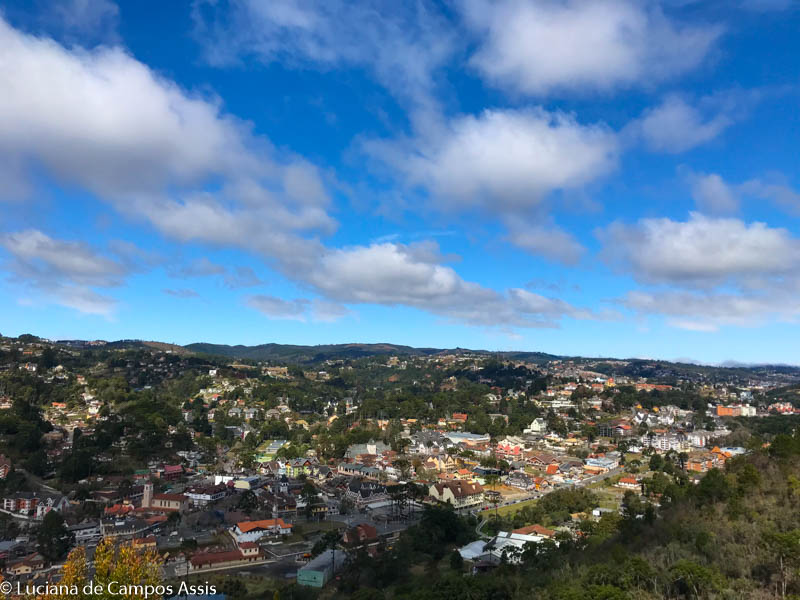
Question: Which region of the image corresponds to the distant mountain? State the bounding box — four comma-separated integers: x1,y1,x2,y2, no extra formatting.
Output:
184,342,444,363
183,342,560,364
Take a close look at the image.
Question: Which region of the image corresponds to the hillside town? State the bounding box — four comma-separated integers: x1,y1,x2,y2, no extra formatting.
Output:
0,334,798,592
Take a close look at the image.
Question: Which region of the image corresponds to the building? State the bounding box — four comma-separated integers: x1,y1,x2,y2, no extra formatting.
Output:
617,477,640,490
345,480,388,507
342,523,380,555
189,543,260,572
297,549,348,588
232,518,293,543
68,521,102,545
142,484,187,512
185,483,227,507
0,455,12,479
512,524,555,538
429,480,484,509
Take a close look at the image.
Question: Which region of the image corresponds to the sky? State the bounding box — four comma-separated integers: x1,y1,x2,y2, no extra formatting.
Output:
0,0,799,364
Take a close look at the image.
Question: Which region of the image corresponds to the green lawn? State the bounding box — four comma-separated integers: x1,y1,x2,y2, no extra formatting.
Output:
480,498,538,518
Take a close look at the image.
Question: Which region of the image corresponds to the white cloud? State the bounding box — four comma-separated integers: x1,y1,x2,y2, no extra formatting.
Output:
739,178,800,215
247,295,309,321
600,213,800,288
0,17,597,330
461,0,720,96
1,229,127,287
0,229,130,315
311,300,353,323
387,108,618,210
0,16,334,250
689,172,740,215
45,0,120,43
604,213,800,329
623,287,800,330
171,258,264,289
505,224,585,265
299,242,597,328
191,0,455,113
631,95,732,153
366,107,614,262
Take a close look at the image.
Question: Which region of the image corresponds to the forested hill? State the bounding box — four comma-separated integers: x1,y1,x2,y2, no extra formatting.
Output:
183,342,560,364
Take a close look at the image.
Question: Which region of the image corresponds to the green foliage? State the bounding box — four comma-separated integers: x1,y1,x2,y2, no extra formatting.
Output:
37,510,74,561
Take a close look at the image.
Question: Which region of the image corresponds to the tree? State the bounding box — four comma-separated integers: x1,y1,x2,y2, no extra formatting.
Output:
484,474,501,523
648,454,663,472
449,549,464,572
37,510,74,561
237,490,259,514
764,529,800,598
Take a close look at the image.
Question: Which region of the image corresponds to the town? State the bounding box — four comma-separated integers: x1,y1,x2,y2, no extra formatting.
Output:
0,334,798,597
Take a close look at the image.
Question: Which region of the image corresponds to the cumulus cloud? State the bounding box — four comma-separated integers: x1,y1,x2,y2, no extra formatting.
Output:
374,108,618,211
0,229,131,315
297,242,598,328
1,229,127,287
0,16,334,255
689,172,740,215
602,213,800,330
684,171,800,216
740,178,800,215
599,213,800,288
505,224,585,265
247,295,309,321
0,17,597,330
629,96,732,153
622,287,800,331
311,300,353,323
461,0,720,96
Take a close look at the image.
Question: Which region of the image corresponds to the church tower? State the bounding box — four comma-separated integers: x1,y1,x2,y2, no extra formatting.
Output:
143,482,153,508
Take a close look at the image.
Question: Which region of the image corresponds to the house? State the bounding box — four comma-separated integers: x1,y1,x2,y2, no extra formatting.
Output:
132,535,157,550
524,418,548,435
342,523,380,555
285,458,313,478
6,553,46,576
185,483,227,507
232,518,293,543
34,494,70,520
262,491,297,518
506,471,535,491
512,524,555,538
496,437,525,459
617,477,640,490
157,464,184,481
429,480,484,509
528,452,558,468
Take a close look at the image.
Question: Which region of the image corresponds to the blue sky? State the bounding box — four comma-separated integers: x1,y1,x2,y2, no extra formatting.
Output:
1,0,800,363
